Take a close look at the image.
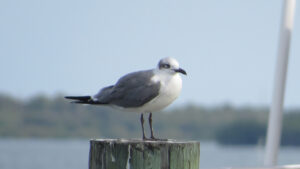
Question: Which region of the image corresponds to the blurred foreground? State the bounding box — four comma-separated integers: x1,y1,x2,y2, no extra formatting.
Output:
1,93,300,145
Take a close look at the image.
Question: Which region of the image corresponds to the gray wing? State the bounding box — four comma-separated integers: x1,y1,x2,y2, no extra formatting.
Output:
94,70,161,108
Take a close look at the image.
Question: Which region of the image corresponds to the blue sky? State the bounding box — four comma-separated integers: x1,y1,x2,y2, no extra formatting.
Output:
0,0,299,108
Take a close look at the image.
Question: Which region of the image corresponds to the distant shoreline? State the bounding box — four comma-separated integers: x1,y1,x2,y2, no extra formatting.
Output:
1,94,300,146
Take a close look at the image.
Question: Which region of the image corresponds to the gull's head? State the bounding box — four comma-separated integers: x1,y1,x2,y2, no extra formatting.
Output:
157,57,187,75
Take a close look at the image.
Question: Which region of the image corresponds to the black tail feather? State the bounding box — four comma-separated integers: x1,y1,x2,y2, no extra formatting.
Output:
65,96,91,101
65,96,97,104
65,95,106,105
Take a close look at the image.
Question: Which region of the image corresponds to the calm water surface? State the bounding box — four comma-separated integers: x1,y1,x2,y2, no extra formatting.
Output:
0,139,299,169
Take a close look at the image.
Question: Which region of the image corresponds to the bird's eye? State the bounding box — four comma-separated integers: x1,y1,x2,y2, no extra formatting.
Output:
162,64,170,69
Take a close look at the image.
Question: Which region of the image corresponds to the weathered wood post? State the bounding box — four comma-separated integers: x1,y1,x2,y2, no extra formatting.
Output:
89,139,200,169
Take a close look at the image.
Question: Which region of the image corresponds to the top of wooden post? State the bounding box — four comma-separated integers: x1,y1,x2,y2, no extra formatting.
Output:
90,138,199,145
89,138,200,169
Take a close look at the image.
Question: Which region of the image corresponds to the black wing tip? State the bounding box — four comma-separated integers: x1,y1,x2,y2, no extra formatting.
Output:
64,95,107,105
64,96,91,100
64,96,73,99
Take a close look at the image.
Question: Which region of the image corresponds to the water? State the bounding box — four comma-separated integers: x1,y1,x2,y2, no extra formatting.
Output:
0,139,88,169
201,142,300,168
0,139,299,169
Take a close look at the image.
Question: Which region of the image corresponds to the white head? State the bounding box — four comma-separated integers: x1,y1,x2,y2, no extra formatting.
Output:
157,57,187,75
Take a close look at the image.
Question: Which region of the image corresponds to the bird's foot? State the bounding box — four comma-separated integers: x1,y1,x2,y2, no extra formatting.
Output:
142,136,168,141
150,136,168,141
142,136,149,140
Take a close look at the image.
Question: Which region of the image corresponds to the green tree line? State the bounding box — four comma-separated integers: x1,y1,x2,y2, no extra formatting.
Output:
0,93,300,146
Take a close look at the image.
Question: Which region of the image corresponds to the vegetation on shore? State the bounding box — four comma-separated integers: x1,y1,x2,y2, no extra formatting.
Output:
1,93,300,146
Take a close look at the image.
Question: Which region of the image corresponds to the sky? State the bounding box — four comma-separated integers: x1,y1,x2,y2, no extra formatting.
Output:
0,0,299,108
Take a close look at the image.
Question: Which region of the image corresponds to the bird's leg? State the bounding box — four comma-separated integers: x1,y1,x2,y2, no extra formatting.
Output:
140,113,147,140
149,112,157,140
149,113,167,141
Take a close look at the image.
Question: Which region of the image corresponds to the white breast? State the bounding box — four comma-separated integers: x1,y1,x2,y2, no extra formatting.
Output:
138,72,182,113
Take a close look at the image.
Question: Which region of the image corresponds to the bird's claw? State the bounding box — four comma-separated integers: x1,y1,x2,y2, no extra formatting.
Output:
142,136,167,141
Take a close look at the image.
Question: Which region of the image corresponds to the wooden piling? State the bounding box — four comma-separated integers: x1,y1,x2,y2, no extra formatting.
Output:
89,139,200,169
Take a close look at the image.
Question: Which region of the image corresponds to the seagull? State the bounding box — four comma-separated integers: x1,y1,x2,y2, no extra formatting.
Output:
65,57,187,140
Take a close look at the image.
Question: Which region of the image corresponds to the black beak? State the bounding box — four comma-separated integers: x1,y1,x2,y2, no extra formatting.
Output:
175,68,187,75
